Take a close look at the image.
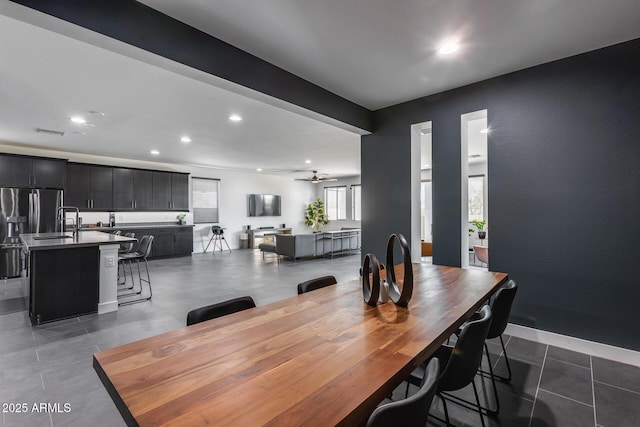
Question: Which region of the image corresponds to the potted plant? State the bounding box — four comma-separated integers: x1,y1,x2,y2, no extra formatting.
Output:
304,198,329,232
177,213,186,225
471,220,487,240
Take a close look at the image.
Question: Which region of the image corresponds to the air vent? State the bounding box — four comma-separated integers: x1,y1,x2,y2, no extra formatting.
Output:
35,128,64,136
420,128,432,135
469,154,482,158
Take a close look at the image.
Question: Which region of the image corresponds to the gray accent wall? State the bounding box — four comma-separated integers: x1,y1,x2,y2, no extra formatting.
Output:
363,39,640,350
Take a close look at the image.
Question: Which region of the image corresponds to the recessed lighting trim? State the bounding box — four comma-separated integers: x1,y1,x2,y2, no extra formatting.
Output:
256,168,262,172
305,160,312,164
150,150,160,155
229,114,242,122
70,116,86,124
180,136,191,143
438,42,459,55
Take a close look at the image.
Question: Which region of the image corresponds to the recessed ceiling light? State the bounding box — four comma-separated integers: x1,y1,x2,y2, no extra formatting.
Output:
305,160,312,164
480,128,489,134
256,168,262,172
150,150,160,155
229,114,242,122
424,164,430,168
70,116,86,124
438,42,459,55
180,136,191,143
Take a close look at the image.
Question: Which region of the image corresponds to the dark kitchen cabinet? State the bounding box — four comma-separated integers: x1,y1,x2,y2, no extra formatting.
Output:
65,163,112,210
113,226,193,258
149,228,175,257
152,172,172,211
0,154,66,188
113,168,153,210
171,173,189,211
152,172,188,211
174,227,194,255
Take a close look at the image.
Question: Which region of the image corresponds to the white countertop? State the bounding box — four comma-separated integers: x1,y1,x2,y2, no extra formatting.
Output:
21,231,136,251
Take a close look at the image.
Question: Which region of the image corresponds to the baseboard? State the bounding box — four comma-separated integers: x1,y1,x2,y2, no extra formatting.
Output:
98,300,118,314
505,323,640,367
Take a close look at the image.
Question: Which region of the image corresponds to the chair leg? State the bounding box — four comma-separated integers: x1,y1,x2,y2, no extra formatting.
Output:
204,234,215,253
441,393,451,427
484,343,500,415
500,335,513,382
222,237,232,252
472,380,487,427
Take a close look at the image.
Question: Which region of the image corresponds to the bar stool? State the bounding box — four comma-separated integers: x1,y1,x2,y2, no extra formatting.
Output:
205,225,231,253
118,235,154,305
117,232,135,288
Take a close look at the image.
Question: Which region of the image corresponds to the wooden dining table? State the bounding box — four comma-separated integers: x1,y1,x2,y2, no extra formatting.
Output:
93,263,508,426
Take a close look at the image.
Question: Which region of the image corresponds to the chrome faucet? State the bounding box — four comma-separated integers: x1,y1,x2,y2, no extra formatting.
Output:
57,206,80,237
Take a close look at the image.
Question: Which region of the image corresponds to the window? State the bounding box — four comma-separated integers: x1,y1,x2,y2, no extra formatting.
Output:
468,175,484,222
351,185,361,221
421,181,432,241
192,177,219,223
324,186,346,220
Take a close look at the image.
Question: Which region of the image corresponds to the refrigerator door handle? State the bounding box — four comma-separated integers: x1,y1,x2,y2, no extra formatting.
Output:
30,192,39,233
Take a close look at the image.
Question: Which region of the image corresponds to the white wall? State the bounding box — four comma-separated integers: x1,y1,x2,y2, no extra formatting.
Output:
314,175,361,231
0,143,317,251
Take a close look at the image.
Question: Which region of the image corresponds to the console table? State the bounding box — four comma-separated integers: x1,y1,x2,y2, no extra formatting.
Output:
247,227,292,248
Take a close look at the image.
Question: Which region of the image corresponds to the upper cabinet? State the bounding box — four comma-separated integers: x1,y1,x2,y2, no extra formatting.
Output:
65,161,188,212
152,172,189,211
65,163,113,210
0,154,66,189
113,168,153,210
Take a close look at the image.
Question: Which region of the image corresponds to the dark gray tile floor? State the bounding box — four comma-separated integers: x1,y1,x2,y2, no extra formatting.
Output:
1,250,638,426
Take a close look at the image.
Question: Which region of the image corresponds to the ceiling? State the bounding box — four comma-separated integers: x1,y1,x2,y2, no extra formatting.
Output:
2,1,640,178
140,0,640,109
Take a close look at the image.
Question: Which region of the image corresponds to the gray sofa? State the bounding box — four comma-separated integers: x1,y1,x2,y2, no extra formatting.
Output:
275,233,327,260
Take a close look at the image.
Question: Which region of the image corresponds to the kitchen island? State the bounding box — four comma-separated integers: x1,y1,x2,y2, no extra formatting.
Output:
21,231,136,325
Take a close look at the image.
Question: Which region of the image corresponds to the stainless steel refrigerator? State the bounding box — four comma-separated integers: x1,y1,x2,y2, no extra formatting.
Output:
1,188,63,278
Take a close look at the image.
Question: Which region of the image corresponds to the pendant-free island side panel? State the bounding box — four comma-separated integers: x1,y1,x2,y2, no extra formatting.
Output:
29,246,99,325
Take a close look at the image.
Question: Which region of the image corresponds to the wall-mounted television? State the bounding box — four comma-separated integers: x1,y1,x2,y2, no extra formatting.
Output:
248,194,282,216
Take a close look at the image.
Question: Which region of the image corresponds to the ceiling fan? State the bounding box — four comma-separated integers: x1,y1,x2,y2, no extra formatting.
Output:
294,171,338,184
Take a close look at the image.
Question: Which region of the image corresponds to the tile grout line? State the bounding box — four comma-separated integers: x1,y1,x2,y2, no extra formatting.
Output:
593,379,640,395
546,355,591,370
538,388,594,408
527,344,549,427
590,355,597,427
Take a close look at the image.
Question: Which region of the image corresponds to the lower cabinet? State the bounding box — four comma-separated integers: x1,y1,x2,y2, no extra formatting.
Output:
29,247,99,325
117,227,193,258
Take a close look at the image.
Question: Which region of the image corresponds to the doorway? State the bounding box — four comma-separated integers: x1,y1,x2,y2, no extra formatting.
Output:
411,121,432,263
461,110,488,268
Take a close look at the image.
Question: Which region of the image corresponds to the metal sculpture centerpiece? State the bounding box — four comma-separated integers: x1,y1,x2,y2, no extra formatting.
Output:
361,233,414,307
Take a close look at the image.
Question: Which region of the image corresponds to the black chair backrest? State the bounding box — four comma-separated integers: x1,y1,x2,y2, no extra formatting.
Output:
211,225,224,235
119,232,136,253
297,275,338,295
132,235,153,259
487,280,518,339
439,305,492,392
366,358,440,427
186,296,256,326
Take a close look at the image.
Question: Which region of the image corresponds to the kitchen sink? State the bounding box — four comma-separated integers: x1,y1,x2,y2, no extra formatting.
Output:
33,235,73,240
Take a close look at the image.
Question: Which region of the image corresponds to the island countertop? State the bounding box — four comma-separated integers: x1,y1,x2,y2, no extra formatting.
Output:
21,231,136,251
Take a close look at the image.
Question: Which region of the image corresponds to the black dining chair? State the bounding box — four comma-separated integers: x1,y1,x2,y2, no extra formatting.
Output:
478,279,518,414
186,296,256,326
366,358,440,427
297,275,337,295
406,305,492,427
